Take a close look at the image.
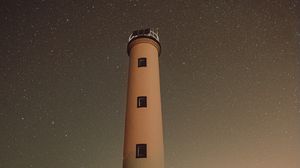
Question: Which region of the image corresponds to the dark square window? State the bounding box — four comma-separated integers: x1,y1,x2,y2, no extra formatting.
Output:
137,96,147,108
136,144,147,158
144,28,150,34
138,58,147,67
138,29,144,34
132,30,138,36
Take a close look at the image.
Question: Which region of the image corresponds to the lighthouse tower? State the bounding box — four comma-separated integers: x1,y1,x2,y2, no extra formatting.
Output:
123,28,164,168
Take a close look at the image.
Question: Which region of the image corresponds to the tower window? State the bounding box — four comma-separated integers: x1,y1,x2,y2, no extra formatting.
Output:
137,96,147,108
136,144,147,158
138,58,147,67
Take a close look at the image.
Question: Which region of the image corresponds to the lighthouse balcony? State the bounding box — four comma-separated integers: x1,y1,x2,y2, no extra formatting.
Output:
128,28,159,43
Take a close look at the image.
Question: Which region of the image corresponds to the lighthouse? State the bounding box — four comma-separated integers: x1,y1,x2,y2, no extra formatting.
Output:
123,28,164,168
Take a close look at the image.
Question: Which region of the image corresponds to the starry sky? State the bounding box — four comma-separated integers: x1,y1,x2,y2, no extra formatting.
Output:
0,0,299,168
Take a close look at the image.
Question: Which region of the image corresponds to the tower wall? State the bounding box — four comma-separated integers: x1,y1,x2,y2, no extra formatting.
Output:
123,35,164,168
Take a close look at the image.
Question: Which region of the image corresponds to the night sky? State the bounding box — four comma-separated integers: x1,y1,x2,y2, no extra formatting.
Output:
1,0,299,168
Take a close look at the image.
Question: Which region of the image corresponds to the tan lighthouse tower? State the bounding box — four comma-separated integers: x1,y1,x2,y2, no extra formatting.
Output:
123,28,164,168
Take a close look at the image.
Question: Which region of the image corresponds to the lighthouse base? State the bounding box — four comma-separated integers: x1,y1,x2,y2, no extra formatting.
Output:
123,157,164,168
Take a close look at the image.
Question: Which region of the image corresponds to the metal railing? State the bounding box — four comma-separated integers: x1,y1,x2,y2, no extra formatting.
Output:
128,28,159,42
